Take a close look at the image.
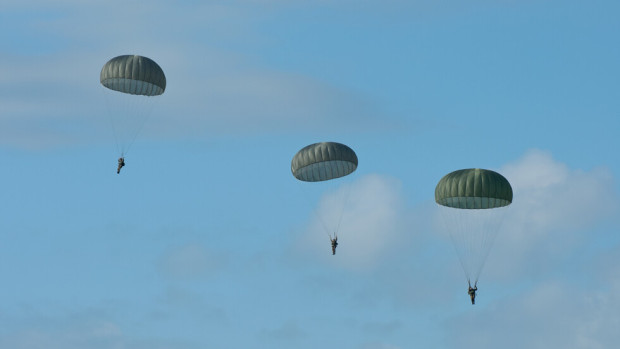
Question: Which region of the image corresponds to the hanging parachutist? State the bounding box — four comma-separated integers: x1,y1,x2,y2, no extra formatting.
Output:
330,234,338,255
117,157,125,174
468,280,478,305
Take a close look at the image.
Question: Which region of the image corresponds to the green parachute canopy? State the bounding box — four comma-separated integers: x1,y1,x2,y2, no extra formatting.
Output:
435,168,513,209
100,55,166,96
291,142,358,182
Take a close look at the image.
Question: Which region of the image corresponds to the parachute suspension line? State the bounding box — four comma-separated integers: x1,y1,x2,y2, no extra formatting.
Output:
441,207,472,283
461,210,473,283
473,211,485,284
470,211,481,283
314,204,334,240
444,207,506,286
297,182,334,239
461,209,476,283
121,112,148,156
473,211,492,284
115,95,155,156
470,214,482,285
334,182,352,237
109,113,122,156
464,209,488,285
472,207,507,285
121,96,156,156
442,207,503,285
103,89,156,157
102,89,122,156
448,226,470,283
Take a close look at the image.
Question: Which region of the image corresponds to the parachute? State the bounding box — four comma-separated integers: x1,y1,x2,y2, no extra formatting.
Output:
100,55,166,157
292,142,358,241
291,142,358,182
435,168,513,285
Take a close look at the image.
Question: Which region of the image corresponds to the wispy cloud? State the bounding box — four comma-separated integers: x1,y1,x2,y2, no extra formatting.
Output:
358,343,403,349
258,320,307,342
1,1,393,149
361,319,402,335
0,309,201,349
158,243,227,280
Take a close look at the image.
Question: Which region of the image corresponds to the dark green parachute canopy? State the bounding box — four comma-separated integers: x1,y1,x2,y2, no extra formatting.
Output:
100,55,166,96
291,142,358,182
435,168,513,209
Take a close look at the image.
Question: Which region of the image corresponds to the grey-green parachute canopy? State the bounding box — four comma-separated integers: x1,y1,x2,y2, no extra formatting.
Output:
435,168,513,209
291,142,358,182
100,55,166,96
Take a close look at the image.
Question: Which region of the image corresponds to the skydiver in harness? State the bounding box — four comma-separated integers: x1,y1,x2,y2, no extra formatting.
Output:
117,157,125,174
468,280,478,305
330,234,338,255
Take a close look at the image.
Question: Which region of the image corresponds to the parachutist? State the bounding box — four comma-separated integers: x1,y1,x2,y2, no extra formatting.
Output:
468,281,477,305
435,168,512,299
330,235,338,255
291,142,357,256
101,55,166,161
117,157,125,174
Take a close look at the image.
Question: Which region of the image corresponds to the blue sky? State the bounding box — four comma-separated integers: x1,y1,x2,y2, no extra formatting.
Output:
1,0,619,348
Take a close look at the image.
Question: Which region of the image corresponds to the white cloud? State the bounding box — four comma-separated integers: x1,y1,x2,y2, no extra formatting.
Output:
502,149,617,234
294,174,407,271
481,149,619,281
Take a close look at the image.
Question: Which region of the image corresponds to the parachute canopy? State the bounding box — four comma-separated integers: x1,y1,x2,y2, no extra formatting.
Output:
291,142,358,182
100,55,166,96
435,168,513,209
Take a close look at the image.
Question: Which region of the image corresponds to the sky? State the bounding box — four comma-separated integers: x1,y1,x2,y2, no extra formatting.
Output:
1,0,619,348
